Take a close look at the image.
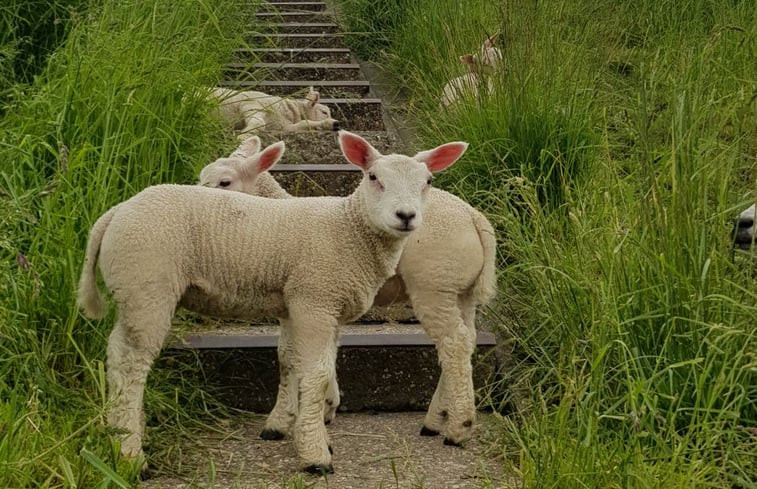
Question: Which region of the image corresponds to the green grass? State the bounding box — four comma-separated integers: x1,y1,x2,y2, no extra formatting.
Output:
0,0,247,486
338,0,756,487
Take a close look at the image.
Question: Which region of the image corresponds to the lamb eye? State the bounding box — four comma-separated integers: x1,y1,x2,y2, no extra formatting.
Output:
369,174,377,181
219,180,231,188
427,178,432,185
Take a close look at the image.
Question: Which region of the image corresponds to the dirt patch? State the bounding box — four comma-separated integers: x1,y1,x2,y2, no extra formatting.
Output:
143,412,513,488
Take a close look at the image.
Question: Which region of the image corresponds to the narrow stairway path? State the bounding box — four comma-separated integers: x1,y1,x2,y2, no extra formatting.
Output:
147,0,509,486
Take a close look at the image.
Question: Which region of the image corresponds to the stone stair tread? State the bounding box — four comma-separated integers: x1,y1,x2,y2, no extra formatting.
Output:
270,163,360,171
229,61,359,69
259,2,326,12
248,33,345,48
260,130,399,165
171,323,497,349
219,79,370,97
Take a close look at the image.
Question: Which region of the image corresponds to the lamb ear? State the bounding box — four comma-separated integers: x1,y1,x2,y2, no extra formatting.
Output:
460,54,475,65
414,142,468,173
484,33,498,48
338,130,382,169
306,86,320,107
246,141,285,174
233,136,262,158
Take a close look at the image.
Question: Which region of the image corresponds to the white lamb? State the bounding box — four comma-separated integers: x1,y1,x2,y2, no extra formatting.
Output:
733,203,755,250
210,86,339,140
441,34,503,108
77,130,467,473
200,135,498,446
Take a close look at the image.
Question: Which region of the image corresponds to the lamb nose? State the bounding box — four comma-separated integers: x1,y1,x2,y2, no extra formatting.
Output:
738,217,754,228
396,211,416,225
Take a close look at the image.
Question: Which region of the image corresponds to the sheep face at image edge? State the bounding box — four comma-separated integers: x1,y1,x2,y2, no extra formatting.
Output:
733,203,755,250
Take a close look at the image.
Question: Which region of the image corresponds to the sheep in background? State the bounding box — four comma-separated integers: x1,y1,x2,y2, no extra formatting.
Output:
77,131,467,473
210,86,339,140
441,34,503,108
733,203,755,250
200,136,497,447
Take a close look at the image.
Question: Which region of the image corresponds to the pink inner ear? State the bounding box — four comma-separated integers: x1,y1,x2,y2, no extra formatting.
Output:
339,132,373,169
424,142,468,172
257,144,284,173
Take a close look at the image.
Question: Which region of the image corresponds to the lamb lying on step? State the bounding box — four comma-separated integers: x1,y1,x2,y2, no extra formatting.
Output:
210,86,339,140
441,34,503,108
200,134,497,447
77,130,466,474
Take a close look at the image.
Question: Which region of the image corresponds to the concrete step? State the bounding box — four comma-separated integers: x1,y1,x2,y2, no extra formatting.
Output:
234,47,352,64
248,32,346,48
257,1,326,12
225,62,363,81
166,322,497,412
260,22,340,34
271,163,361,196
219,79,370,98
268,130,399,166
255,10,334,23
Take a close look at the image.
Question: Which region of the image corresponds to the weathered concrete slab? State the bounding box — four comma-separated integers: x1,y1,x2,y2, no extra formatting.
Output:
261,22,340,34
235,47,352,64
255,10,334,24
248,33,346,49
162,322,497,412
219,79,370,98
263,130,399,165
257,1,327,12
225,62,363,81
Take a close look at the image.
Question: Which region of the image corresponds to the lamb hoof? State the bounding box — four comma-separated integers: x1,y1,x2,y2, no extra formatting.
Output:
304,463,334,475
260,428,286,440
140,468,151,481
420,426,440,437
443,437,463,447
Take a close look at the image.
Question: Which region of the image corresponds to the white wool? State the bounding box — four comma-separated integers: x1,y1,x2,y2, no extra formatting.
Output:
199,136,496,444
77,131,466,471
209,86,338,140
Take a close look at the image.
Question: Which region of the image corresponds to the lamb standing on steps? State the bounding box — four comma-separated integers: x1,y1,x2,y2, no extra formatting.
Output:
210,86,339,140
441,34,503,108
77,131,467,474
200,135,497,447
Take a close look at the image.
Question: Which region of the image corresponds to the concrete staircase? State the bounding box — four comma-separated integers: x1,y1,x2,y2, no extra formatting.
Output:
164,0,497,415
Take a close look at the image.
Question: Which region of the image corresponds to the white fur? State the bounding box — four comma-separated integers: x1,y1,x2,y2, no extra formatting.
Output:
734,203,755,250
199,136,496,444
77,131,465,471
441,34,503,108
210,86,338,140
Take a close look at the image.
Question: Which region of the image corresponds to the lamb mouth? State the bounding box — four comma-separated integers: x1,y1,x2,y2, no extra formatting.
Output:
734,240,754,250
392,225,415,234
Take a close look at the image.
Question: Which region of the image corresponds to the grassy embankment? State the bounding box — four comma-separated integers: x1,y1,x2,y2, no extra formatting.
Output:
338,0,756,487
0,0,249,486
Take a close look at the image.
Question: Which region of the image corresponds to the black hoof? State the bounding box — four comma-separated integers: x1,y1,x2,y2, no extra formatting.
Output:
260,428,286,440
443,437,463,447
140,468,151,481
304,463,334,475
420,426,440,437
